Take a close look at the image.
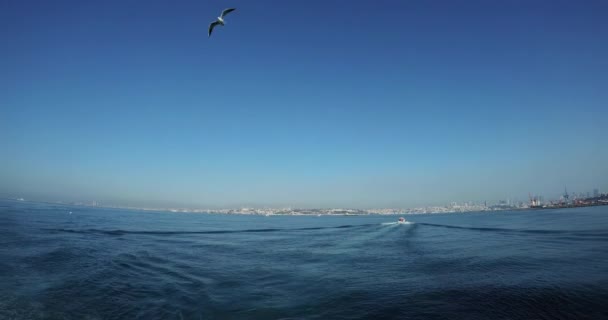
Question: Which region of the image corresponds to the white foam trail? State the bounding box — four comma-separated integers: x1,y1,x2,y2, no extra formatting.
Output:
381,221,413,225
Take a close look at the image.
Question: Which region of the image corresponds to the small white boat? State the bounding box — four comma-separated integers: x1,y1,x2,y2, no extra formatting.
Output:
397,217,407,224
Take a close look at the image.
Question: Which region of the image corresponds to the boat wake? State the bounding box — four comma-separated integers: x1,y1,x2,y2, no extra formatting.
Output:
381,221,413,226
417,223,608,239
43,223,380,236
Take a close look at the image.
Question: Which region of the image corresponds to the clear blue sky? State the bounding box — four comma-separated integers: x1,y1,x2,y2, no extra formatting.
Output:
1,0,607,208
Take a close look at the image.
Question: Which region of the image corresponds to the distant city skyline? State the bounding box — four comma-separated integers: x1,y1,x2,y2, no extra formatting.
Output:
1,185,604,211
2,1,607,208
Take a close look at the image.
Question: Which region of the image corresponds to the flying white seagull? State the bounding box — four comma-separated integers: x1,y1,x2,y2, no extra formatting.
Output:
208,8,236,37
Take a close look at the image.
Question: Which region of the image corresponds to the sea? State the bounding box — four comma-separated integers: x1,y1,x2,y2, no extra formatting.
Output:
1,200,607,319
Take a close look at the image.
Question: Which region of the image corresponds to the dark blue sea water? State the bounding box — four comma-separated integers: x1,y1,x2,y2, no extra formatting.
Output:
1,200,607,319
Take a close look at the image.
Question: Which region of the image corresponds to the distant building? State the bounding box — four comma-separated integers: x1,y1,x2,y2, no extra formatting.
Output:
594,189,600,198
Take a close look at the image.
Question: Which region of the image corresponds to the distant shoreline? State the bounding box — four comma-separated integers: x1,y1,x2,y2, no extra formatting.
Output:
514,201,608,211
2,197,607,216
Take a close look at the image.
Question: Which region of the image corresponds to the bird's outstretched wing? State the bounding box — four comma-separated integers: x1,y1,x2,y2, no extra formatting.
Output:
221,8,236,18
208,21,221,37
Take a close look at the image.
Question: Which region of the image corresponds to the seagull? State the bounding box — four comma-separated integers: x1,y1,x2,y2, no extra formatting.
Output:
208,8,236,37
